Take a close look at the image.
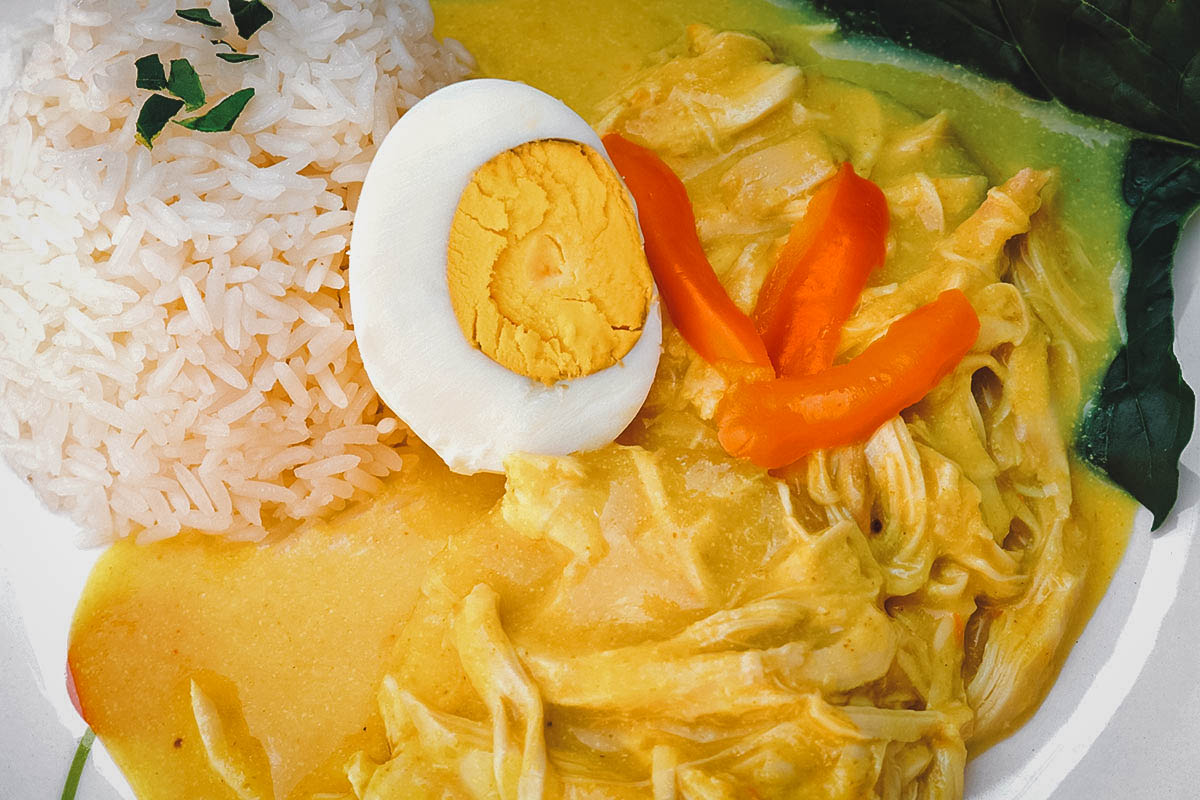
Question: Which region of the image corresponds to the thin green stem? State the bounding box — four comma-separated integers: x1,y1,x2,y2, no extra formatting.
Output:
60,728,96,800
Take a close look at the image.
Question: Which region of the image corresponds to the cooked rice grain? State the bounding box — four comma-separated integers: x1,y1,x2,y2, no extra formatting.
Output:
0,0,473,544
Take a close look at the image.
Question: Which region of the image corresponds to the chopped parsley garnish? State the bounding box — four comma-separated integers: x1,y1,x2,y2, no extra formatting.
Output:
134,54,167,90
229,0,274,39
59,728,96,800
136,94,185,148
176,8,221,27
134,2,270,149
177,88,256,132
167,59,206,111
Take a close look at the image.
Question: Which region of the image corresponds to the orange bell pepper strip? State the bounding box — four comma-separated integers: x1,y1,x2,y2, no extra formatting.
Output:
602,133,772,370
717,289,979,468
754,162,889,376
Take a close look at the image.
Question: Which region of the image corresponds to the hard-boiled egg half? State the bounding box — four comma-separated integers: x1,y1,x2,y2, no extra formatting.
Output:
350,79,662,474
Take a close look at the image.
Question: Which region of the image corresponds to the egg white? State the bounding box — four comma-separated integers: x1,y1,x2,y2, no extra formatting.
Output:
350,79,663,474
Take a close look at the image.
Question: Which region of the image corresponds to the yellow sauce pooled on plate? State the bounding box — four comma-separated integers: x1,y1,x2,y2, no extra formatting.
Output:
69,457,503,799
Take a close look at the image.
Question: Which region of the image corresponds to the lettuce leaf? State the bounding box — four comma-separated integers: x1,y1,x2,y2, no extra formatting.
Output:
1080,142,1199,527
810,0,1200,527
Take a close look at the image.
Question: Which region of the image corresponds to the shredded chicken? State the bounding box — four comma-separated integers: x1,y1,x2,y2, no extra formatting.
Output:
324,26,1115,800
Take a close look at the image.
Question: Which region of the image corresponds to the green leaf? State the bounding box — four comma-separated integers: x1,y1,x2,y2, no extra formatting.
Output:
167,58,206,111
809,0,1200,147
134,54,167,91
60,728,96,800
228,0,273,39
217,52,259,63
1080,140,1200,527
177,8,222,27
176,88,255,132
136,93,185,149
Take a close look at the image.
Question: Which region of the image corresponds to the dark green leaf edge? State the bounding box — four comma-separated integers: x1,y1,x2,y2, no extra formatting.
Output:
809,0,1200,148
60,728,96,800
176,8,222,27
167,58,206,111
810,0,1049,101
1080,141,1200,527
217,52,260,63
176,87,255,132
228,0,273,40
134,54,166,90
135,94,185,149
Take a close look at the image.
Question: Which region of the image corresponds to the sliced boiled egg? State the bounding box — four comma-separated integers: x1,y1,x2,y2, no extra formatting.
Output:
350,79,662,474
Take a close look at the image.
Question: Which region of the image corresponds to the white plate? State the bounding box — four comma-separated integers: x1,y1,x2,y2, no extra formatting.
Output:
2,5,1199,798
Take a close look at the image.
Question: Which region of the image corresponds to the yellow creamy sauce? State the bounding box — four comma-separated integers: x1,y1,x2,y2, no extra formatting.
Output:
70,455,505,799
69,2,1137,798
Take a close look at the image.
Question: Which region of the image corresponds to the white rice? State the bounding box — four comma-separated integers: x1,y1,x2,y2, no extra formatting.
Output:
0,0,474,544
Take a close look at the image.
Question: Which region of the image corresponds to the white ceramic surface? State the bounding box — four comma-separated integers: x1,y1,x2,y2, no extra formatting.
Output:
2,2,1199,797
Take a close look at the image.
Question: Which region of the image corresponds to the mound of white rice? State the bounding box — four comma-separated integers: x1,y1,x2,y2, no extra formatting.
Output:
0,0,473,544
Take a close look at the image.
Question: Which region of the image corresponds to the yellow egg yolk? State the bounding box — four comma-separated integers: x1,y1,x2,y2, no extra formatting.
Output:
446,139,652,385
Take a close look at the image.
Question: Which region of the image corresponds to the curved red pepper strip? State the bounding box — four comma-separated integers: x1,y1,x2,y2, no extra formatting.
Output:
717,289,980,468
754,162,889,376
602,133,773,370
